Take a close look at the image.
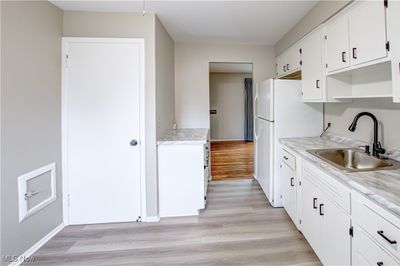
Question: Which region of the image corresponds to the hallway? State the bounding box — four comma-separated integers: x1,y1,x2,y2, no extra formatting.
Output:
29,179,320,265
211,141,254,180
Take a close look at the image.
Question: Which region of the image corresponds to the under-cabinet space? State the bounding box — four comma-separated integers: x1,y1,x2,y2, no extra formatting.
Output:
327,61,393,100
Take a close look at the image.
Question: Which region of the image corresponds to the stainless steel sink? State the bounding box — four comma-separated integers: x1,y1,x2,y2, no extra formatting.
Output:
307,148,400,172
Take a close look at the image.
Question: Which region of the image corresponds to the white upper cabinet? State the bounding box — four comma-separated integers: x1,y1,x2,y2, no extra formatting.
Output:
276,43,301,78
326,1,388,74
388,0,400,103
349,1,388,66
326,14,350,73
301,27,325,101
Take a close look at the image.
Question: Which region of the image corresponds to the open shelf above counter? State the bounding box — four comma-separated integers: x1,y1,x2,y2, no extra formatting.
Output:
326,61,393,102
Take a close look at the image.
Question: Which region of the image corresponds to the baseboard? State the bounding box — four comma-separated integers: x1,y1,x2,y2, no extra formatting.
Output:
141,215,160,222
8,223,65,266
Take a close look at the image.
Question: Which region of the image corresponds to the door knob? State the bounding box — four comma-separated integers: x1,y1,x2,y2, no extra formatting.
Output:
130,139,138,146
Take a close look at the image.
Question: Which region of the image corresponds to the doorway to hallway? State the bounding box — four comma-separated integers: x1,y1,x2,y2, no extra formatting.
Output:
208,62,254,180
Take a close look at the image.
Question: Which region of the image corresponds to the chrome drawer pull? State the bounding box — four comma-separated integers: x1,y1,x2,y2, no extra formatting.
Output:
283,156,289,160
377,230,397,245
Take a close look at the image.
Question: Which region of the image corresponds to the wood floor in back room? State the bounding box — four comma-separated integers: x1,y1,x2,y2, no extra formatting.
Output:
28,179,320,266
211,141,254,180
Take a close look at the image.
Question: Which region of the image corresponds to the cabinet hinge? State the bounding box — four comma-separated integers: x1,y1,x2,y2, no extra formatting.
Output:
299,219,302,225
65,54,70,68
299,48,302,54
325,35,327,40
299,181,302,186
326,63,328,69
349,226,354,237
386,41,390,52
384,0,388,8
300,60,302,66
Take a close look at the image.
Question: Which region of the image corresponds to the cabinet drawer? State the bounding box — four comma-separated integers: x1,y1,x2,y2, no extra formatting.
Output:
353,225,400,266
282,149,296,170
353,195,400,260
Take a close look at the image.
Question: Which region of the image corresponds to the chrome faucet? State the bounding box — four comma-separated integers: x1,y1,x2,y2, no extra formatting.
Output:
348,112,385,158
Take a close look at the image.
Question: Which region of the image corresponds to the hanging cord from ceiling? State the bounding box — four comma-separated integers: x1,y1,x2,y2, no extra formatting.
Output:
142,0,146,16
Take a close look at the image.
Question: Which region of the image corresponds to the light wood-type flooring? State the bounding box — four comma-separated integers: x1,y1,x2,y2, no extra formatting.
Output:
211,141,254,180
29,179,320,266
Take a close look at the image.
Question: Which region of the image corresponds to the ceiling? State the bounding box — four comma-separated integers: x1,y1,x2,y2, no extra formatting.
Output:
209,63,252,74
51,1,318,45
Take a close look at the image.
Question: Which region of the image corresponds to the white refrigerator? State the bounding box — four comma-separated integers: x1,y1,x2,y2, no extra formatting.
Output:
255,79,323,207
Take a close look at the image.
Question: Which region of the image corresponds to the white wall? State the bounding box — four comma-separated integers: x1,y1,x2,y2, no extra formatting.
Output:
175,43,275,129
155,17,175,139
274,0,350,56
209,73,251,140
1,1,63,259
325,99,400,151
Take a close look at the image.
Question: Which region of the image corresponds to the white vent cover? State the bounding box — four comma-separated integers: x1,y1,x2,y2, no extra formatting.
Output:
18,163,57,222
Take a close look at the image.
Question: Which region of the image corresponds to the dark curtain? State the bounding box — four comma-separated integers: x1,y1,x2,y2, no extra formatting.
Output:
244,78,254,141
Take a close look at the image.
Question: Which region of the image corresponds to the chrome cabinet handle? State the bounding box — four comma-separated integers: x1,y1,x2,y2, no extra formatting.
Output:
316,80,320,89
290,177,294,187
283,156,288,160
130,139,138,146
313,198,317,209
25,190,40,200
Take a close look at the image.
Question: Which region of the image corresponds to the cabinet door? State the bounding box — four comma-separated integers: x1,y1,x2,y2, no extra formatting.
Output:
285,43,302,73
388,0,400,103
326,14,350,72
281,162,296,223
276,54,285,77
300,176,321,256
353,226,400,266
319,194,351,266
349,1,387,66
301,28,324,101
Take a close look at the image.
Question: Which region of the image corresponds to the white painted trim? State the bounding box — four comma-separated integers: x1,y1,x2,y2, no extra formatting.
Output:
61,37,147,225
8,223,65,266
17,163,57,222
141,215,160,222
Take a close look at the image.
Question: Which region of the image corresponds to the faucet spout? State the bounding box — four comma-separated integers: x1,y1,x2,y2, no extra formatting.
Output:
348,112,385,158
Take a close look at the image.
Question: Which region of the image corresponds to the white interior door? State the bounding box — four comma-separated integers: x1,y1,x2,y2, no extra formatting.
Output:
64,38,143,225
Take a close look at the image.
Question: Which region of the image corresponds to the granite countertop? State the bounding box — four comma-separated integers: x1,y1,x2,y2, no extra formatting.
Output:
157,128,209,145
279,133,400,218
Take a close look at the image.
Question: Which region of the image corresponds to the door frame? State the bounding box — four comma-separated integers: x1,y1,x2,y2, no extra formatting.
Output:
61,37,147,225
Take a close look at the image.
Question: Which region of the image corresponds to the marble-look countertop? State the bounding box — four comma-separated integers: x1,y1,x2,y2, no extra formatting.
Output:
279,133,400,218
157,128,209,145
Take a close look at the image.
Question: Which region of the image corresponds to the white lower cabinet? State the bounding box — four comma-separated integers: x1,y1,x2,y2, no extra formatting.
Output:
158,142,209,217
301,162,351,265
353,225,400,266
281,150,297,224
281,144,400,266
